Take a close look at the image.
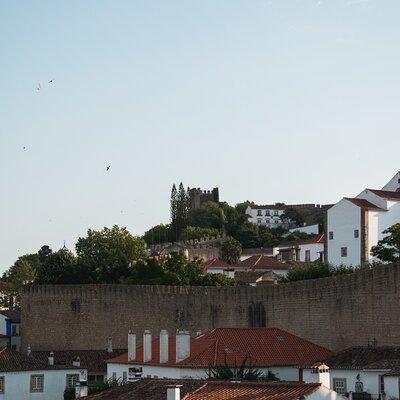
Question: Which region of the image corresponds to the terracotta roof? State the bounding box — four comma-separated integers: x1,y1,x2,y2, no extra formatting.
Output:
322,346,400,371
0,347,81,372
277,234,325,249
203,258,231,269
83,379,322,400
367,189,400,200
33,349,126,374
185,381,322,400
106,328,331,368
344,198,385,210
247,205,287,210
232,255,290,271
0,310,21,323
242,248,274,256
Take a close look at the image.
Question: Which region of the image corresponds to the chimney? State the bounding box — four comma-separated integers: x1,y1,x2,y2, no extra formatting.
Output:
160,330,169,364
73,356,81,367
176,330,190,363
107,336,113,353
128,331,136,362
167,384,182,400
48,351,54,366
143,330,152,362
27,345,31,357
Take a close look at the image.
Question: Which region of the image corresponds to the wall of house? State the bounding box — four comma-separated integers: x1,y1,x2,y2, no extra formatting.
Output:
298,243,324,262
382,173,400,192
307,386,346,400
327,200,361,266
0,369,84,400
289,224,320,235
20,263,400,353
383,376,399,399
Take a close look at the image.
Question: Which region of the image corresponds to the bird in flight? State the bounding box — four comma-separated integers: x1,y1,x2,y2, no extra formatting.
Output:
106,165,111,171
48,79,54,84
36,83,42,91
23,146,26,150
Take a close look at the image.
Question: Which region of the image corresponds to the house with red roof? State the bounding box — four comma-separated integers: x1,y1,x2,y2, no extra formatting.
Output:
273,234,325,263
202,258,234,277
230,255,292,278
327,172,400,266
106,328,331,382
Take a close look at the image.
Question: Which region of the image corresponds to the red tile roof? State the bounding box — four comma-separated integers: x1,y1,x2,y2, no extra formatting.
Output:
83,379,322,400
367,189,400,201
185,381,322,400
203,258,231,269
106,328,331,368
232,255,290,271
344,198,385,210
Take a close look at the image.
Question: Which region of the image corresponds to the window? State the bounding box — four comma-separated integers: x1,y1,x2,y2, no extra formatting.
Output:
257,210,262,216
122,371,127,383
275,220,279,224
274,210,278,216
354,229,359,238
333,378,347,395
88,375,104,384
305,250,311,262
0,376,4,394
329,232,334,240
11,324,18,336
30,375,44,392
341,247,348,257
379,375,385,394
355,381,364,393
112,372,117,381
266,219,270,224
257,219,262,225
66,374,79,389
265,210,270,216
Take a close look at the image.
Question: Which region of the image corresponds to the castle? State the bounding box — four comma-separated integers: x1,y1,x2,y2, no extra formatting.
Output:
188,187,219,210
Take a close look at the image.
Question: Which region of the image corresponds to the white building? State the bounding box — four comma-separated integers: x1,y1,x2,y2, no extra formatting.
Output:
106,327,331,382
273,234,325,263
304,345,400,400
246,205,287,227
0,347,88,400
230,255,292,277
327,172,400,266
0,311,20,351
202,258,234,278
289,224,320,235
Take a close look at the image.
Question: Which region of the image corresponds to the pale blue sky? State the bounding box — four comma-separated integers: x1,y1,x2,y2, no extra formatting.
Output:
1,0,399,270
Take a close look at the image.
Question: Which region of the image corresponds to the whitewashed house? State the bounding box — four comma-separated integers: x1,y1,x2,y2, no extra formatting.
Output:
0,311,20,351
289,224,320,235
202,258,234,278
273,234,325,263
106,327,331,382
304,345,400,400
246,205,287,227
0,346,88,400
327,172,400,266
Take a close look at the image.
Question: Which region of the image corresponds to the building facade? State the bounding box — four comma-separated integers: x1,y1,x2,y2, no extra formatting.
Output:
327,172,400,266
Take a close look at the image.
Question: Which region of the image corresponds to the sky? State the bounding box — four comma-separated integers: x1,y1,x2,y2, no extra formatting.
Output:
1,0,399,270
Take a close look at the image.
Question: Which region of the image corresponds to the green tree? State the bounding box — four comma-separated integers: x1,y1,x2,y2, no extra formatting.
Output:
371,224,400,263
280,208,305,227
179,226,220,241
189,201,226,229
233,221,261,248
170,184,178,225
221,237,242,265
75,225,146,283
143,224,171,245
36,249,77,284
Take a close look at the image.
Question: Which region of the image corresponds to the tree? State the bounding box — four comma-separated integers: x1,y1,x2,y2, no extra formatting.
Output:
280,208,305,227
233,221,261,248
221,237,242,265
75,225,146,283
143,224,171,245
38,245,52,262
371,224,400,263
179,226,220,242
170,184,178,225
188,201,226,230
35,249,77,284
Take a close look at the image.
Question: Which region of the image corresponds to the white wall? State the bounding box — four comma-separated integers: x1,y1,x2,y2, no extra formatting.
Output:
383,376,399,399
307,386,347,400
289,225,320,235
382,172,400,192
0,369,85,400
107,363,300,382
327,200,361,266
246,206,286,227
0,315,7,336
274,243,323,262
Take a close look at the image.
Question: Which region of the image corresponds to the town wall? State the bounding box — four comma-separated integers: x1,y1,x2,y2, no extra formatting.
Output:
21,263,400,352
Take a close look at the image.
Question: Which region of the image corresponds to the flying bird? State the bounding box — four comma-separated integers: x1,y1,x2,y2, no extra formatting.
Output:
106,165,111,171
36,83,42,91
48,79,54,84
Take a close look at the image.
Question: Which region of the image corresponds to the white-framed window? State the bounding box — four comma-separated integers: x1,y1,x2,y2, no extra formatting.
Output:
30,374,44,392
329,231,334,240
66,374,79,389
274,210,278,216
122,371,127,383
333,378,347,395
305,250,311,262
266,219,270,224
274,220,279,224
112,372,117,381
265,210,270,216
341,247,347,257
257,210,262,216
354,229,359,238
257,219,262,224
0,376,4,394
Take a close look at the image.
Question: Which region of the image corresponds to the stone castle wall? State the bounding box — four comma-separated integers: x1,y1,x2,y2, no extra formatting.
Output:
21,263,400,352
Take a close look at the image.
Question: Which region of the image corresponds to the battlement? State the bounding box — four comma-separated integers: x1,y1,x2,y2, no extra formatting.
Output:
21,263,400,352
